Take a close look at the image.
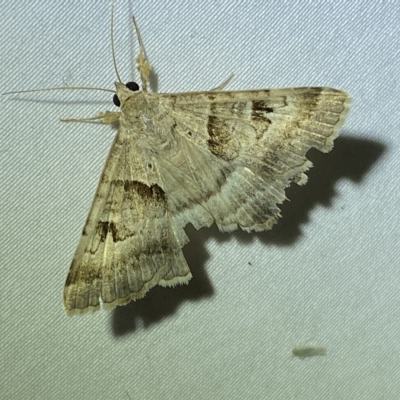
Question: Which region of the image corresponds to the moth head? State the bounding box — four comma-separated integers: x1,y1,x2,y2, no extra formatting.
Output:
113,81,140,107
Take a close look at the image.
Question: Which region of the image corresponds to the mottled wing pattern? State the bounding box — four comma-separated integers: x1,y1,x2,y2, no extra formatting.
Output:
159,87,350,232
63,131,191,315
63,86,349,316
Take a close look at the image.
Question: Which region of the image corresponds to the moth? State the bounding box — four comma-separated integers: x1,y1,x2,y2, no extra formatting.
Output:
6,4,350,316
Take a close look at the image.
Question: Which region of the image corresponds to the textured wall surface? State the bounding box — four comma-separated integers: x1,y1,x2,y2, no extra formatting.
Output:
1,1,399,399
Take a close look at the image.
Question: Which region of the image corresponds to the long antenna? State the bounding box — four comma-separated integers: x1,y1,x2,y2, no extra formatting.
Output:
3,1,131,97
3,86,114,96
3,3,123,97
132,17,146,58
111,0,123,83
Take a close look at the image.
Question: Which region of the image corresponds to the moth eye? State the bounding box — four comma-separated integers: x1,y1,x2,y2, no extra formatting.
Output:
113,94,121,107
113,82,140,107
126,81,140,91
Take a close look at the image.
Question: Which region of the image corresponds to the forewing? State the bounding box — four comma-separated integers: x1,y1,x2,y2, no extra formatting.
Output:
63,132,191,316
158,87,350,232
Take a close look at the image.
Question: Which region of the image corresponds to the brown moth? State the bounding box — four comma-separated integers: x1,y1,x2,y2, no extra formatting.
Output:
63,8,350,315
6,3,350,315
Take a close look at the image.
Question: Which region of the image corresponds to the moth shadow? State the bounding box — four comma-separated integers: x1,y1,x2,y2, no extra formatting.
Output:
148,68,159,93
112,225,214,336
112,134,385,335
211,134,386,246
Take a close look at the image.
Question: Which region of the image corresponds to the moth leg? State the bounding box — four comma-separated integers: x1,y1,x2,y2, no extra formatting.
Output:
60,111,121,124
132,17,151,92
209,73,234,91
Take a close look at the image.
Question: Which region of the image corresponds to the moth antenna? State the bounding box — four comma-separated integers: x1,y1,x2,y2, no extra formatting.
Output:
2,86,115,96
111,0,123,83
132,16,151,92
132,16,146,58
3,3,120,97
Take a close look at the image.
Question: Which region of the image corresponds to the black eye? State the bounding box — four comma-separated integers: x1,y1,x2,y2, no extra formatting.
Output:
113,94,120,107
113,82,140,107
126,81,139,91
